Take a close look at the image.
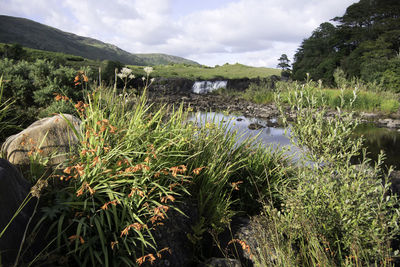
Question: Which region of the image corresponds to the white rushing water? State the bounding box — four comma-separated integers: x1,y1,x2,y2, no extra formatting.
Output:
192,81,228,94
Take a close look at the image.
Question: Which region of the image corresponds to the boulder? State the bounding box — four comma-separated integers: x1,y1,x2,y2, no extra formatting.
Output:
0,158,35,264
248,123,264,130
1,114,81,166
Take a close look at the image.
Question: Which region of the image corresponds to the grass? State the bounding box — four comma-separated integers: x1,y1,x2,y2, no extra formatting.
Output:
13,78,289,266
236,79,400,114
127,62,281,80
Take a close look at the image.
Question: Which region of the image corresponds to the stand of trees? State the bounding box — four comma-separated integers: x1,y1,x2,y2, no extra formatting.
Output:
292,0,400,92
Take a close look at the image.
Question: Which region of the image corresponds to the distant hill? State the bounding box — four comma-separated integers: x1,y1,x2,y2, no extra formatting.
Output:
0,15,199,66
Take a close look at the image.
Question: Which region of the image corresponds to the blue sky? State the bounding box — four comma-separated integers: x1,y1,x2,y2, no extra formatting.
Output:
0,0,358,67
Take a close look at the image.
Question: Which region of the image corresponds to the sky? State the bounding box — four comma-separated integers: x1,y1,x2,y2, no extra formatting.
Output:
0,0,359,68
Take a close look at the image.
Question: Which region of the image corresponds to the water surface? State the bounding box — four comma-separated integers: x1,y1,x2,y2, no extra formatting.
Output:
191,112,400,170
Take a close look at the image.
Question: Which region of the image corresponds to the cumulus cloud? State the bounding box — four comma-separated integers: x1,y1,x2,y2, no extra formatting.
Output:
0,0,358,67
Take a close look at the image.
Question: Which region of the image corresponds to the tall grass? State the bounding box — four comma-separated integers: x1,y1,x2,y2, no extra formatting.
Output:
238,76,399,113
28,84,289,266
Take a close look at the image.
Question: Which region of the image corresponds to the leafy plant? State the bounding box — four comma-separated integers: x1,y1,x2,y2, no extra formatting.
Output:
254,81,400,266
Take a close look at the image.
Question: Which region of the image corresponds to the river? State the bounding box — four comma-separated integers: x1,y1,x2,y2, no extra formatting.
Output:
191,112,400,170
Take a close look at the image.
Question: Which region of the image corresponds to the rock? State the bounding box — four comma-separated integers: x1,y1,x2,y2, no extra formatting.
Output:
248,123,264,130
377,119,400,129
0,158,35,264
1,114,81,166
201,257,242,267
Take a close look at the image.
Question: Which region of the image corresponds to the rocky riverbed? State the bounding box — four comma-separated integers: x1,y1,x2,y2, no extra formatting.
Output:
148,91,400,131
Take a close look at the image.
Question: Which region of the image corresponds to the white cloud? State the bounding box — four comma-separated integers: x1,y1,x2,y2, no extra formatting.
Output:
0,0,358,67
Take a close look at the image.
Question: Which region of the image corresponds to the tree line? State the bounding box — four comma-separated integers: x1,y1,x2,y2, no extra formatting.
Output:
281,0,400,92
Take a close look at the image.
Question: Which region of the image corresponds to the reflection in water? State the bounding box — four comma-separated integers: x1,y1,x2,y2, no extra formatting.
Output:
191,112,400,170
354,124,400,170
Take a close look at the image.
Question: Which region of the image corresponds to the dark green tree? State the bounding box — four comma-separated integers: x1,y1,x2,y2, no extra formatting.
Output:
292,22,341,83
277,54,291,78
292,0,400,88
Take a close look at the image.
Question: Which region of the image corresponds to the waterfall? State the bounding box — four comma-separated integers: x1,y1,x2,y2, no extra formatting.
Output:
192,81,228,94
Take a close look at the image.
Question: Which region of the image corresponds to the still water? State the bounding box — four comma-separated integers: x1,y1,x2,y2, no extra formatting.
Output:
191,112,400,170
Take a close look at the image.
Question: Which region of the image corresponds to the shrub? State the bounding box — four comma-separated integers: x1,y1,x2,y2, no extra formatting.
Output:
254,81,400,266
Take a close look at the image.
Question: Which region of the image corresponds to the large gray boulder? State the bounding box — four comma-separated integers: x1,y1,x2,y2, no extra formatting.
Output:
0,158,34,264
1,114,81,166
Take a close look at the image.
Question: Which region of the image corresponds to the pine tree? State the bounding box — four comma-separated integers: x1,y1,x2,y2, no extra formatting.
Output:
277,54,291,78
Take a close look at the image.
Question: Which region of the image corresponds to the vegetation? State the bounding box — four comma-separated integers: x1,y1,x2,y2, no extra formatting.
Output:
0,58,87,131
277,54,291,78
1,72,399,266
251,81,400,266
0,79,288,266
0,15,199,66
292,0,400,92
238,72,399,114
128,62,280,80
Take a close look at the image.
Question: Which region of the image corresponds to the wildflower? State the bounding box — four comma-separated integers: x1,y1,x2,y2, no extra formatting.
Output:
144,66,153,75
192,166,206,175
136,254,156,266
119,67,133,77
54,93,63,101
156,247,171,258
76,182,95,197
231,181,243,191
170,165,187,177
111,241,118,250
128,187,145,198
160,195,175,203
121,223,147,237
101,199,119,210
228,239,252,259
68,235,85,244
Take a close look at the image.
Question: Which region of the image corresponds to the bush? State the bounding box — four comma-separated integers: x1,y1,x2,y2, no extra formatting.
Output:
254,82,400,266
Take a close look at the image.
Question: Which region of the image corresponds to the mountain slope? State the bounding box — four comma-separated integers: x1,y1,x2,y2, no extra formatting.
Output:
0,15,199,66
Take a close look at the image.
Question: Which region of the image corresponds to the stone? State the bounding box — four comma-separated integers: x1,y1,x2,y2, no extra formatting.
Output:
0,158,35,263
248,123,264,130
1,114,81,166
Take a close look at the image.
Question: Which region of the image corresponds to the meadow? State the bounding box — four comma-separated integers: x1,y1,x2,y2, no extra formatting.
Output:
127,62,280,80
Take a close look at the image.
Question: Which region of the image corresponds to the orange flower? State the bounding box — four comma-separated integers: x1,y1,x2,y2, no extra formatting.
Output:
192,166,206,175
136,254,156,266
160,195,175,203
111,241,118,250
101,199,119,210
228,239,252,259
231,181,243,191
121,223,147,237
76,182,95,197
156,247,171,258
128,187,145,198
170,165,187,177
68,235,85,244
54,93,63,101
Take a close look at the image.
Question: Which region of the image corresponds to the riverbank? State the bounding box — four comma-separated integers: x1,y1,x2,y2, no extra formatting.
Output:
148,91,400,131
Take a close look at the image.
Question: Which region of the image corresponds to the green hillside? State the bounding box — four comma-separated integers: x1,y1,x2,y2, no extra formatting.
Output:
128,63,281,79
0,15,199,66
